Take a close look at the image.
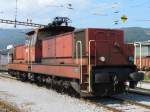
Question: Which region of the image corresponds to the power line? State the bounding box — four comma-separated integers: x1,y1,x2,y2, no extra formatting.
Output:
47,3,74,10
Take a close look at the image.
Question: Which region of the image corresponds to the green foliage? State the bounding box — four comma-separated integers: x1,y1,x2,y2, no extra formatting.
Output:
144,76,150,81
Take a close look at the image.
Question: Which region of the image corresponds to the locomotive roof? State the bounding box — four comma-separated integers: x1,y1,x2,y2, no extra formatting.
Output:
74,28,123,32
26,27,124,36
26,26,75,36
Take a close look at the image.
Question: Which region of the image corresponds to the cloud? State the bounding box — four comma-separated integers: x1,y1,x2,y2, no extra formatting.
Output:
0,0,122,28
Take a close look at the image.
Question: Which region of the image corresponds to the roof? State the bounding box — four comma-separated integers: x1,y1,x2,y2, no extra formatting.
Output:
134,40,150,46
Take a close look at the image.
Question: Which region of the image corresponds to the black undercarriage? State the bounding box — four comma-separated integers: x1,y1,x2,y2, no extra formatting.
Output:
91,65,144,96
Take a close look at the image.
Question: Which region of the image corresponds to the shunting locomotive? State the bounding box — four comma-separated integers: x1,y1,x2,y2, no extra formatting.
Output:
8,17,144,97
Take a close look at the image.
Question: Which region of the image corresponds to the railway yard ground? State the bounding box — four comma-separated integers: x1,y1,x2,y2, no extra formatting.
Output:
0,72,150,112
0,72,109,112
137,80,150,90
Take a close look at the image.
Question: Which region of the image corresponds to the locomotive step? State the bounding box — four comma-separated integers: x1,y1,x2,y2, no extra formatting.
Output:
82,73,89,75
83,81,89,84
82,73,89,83
80,90,89,93
80,82,89,91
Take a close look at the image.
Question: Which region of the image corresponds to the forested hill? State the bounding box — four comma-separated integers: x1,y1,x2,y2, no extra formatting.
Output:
123,27,150,42
0,29,28,49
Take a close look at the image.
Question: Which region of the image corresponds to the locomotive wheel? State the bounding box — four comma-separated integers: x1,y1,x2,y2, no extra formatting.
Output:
20,73,28,82
129,81,137,88
45,77,53,89
28,73,35,83
36,75,43,86
16,72,21,80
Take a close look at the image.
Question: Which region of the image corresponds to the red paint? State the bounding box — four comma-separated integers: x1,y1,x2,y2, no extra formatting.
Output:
135,57,150,69
15,44,25,60
32,64,80,79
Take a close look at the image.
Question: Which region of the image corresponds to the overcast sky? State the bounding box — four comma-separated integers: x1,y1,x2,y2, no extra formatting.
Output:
0,0,150,29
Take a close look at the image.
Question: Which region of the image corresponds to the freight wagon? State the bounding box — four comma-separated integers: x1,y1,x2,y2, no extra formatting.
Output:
8,17,144,97
134,41,150,71
0,50,9,71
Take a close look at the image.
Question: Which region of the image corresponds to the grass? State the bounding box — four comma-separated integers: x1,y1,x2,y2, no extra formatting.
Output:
144,76,150,81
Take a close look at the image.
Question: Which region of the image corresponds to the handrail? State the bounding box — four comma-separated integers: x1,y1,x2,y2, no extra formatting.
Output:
30,45,32,71
75,41,83,84
134,42,142,70
88,40,96,92
28,40,30,65
27,39,32,71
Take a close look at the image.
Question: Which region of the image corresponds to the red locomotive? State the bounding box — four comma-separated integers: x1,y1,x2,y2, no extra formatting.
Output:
8,17,144,97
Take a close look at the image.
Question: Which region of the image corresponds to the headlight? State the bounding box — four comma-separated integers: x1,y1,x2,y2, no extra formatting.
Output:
25,48,28,53
99,56,106,62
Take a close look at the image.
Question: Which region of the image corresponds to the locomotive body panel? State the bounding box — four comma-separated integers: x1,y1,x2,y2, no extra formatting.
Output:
42,33,73,58
42,58,88,65
43,38,55,57
8,63,29,72
87,28,133,65
55,34,73,57
31,64,80,79
15,44,25,60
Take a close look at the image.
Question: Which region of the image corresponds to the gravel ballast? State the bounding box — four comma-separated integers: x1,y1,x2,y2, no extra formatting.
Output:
0,77,109,112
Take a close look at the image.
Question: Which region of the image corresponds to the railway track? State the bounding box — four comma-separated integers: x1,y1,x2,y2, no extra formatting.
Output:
85,95,150,112
0,73,150,112
129,87,150,97
142,80,150,83
0,72,16,80
113,91,150,110
133,80,150,96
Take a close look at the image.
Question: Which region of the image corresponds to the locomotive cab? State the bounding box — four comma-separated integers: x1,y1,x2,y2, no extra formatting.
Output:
74,28,144,96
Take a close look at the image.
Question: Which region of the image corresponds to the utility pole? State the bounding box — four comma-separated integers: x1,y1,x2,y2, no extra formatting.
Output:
0,0,46,28
0,1,73,28
14,0,18,28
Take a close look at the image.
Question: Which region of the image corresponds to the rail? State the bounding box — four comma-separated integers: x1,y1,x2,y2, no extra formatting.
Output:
112,96,150,110
84,98,122,112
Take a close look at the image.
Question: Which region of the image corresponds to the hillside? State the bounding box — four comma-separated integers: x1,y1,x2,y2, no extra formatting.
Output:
0,29,28,49
0,27,149,49
123,27,150,42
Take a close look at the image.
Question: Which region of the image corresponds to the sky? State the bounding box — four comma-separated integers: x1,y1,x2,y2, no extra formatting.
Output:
0,0,150,29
